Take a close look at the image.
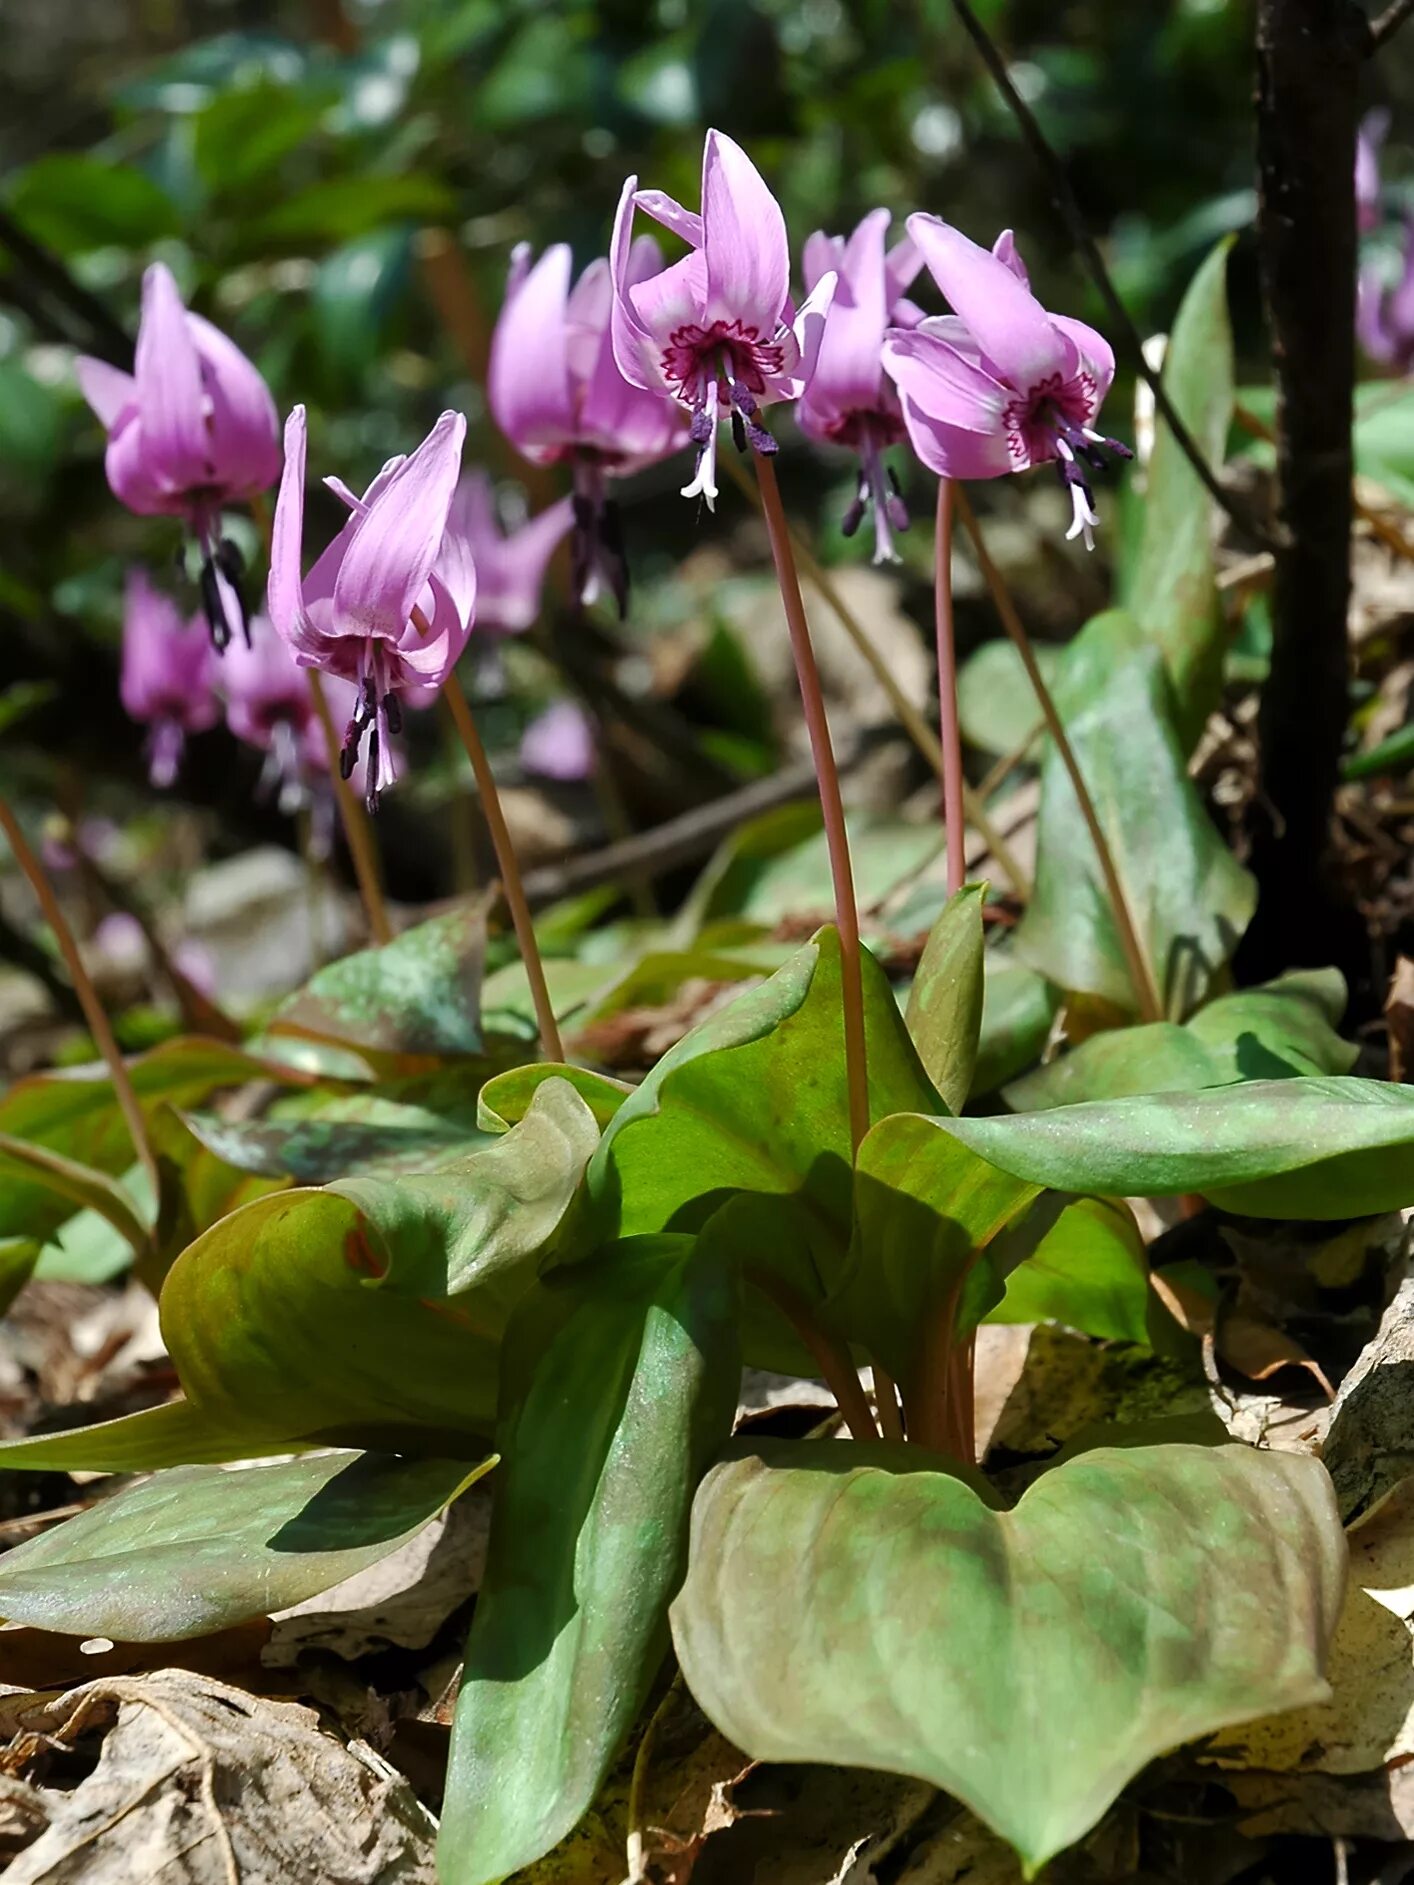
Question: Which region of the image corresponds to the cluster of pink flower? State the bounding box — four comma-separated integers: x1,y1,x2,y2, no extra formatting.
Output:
80,129,1127,811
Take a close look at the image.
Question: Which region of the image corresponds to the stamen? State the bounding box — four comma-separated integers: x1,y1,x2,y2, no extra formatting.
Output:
198,558,232,653
383,691,403,736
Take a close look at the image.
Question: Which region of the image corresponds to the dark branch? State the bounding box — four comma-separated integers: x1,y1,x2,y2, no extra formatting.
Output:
947,0,1277,552
0,208,131,365
1370,0,1414,49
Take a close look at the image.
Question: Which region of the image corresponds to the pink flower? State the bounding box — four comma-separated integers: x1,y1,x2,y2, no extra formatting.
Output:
609,129,835,509
489,242,685,611
267,405,474,809
520,699,595,782
1358,109,1390,235
798,208,925,563
220,617,323,811
881,218,1128,550
1359,217,1414,372
119,569,219,788
445,473,572,633
76,265,280,650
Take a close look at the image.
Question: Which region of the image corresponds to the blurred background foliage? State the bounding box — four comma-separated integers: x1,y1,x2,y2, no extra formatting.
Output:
0,0,1402,906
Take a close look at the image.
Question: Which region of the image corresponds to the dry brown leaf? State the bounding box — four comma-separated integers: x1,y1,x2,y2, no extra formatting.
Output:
1216,1311,1335,1400
574,979,758,1071
0,1669,436,1883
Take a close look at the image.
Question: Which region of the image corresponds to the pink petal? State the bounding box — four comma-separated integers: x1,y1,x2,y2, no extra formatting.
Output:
267,405,314,650
187,311,281,499
1050,315,1116,408
628,249,708,346
564,255,612,387
488,244,575,463
907,215,1071,394
991,229,1031,288
884,230,924,312
800,208,891,429
331,410,466,641
774,269,834,401
700,130,789,334
388,570,471,686
633,189,704,250
521,700,595,782
881,328,1008,435
896,393,1015,481
803,231,845,295
610,175,663,392
74,356,135,431
105,412,182,516
134,263,209,492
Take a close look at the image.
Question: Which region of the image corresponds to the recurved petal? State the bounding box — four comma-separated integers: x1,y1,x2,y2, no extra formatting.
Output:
803,208,891,421
390,570,471,685
74,356,136,431
610,174,664,393
134,263,209,491
332,409,466,640
907,215,1070,394
881,328,1009,435
896,392,1015,481
634,189,704,250
701,129,789,333
187,311,281,498
991,229,1031,288
267,405,314,650
488,243,575,461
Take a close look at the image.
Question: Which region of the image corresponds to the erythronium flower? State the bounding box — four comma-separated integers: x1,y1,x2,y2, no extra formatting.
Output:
119,569,219,788
798,208,925,563
489,244,684,611
520,699,595,782
220,617,326,812
267,406,474,811
1358,109,1390,234
609,129,836,510
1359,218,1414,372
445,473,573,633
76,265,280,651
881,218,1129,551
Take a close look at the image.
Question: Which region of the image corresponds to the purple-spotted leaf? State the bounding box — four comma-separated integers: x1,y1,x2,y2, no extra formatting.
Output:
0,1450,489,1640
672,1440,1346,1875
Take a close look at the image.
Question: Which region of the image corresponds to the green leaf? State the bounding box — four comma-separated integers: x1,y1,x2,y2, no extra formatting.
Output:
248,173,456,247
973,947,1059,1095
439,1236,739,1885
672,1440,1345,1875
477,1062,632,1133
1123,240,1234,745
833,1113,1040,1403
180,1081,493,1181
271,901,490,1062
0,1132,150,1260
957,639,1055,759
905,884,986,1114
0,1037,312,1245
0,1238,39,1316
9,155,181,253
986,1197,1150,1344
1005,970,1357,1110
580,930,938,1293
924,1076,1414,1219
0,1450,488,1641
1343,720,1414,781
1013,611,1256,1017
157,1080,601,1455
0,682,57,737
0,1397,308,1475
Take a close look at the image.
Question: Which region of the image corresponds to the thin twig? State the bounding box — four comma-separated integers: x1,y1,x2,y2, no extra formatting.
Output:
1371,0,1414,50
442,673,565,1062
753,449,870,1152
306,672,394,946
955,488,1166,1022
934,480,966,897
0,799,159,1196
721,450,1030,898
947,0,1275,552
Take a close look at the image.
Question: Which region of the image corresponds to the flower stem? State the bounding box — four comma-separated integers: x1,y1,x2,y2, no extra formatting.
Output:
748,1268,879,1442
0,797,159,1197
752,448,869,1153
721,450,1029,900
955,488,1166,1025
307,671,393,947
934,480,966,898
442,672,564,1063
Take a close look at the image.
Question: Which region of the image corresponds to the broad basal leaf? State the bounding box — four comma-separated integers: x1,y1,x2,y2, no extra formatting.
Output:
986,1196,1150,1345
926,1076,1414,1219
477,1062,633,1132
1122,239,1234,745
439,1236,739,1885
0,1450,488,1640
271,898,492,1063
672,1440,1345,1875
1013,611,1255,1017
1006,970,1357,1111
905,883,986,1114
580,930,938,1297
973,946,1059,1095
